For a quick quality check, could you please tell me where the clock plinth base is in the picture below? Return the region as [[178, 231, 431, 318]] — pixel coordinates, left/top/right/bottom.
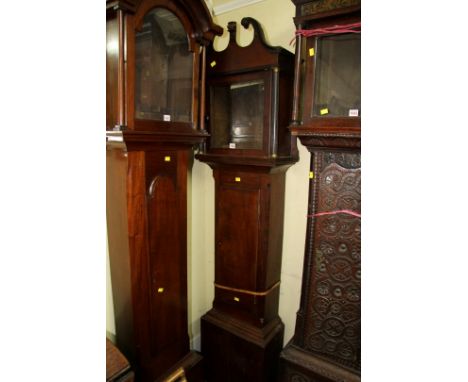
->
[[201, 309, 284, 382], [279, 341, 360, 382], [154, 351, 204, 382]]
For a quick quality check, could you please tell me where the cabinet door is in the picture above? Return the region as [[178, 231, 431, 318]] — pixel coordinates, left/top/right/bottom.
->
[[146, 150, 186, 356], [215, 172, 262, 291]]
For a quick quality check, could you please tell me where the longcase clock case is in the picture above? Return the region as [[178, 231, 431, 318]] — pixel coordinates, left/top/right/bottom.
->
[[279, 1, 361, 382], [106, 1, 222, 381], [196, 18, 296, 382]]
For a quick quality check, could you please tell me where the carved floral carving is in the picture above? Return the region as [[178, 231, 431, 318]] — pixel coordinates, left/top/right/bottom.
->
[[322, 152, 361, 170], [301, 0, 360, 16], [304, 153, 361, 372]]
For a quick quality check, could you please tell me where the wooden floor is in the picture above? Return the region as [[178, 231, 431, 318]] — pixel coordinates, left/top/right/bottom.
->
[[106, 338, 134, 382]]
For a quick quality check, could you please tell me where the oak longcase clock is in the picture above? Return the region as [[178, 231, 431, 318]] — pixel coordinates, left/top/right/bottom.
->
[[196, 18, 297, 382], [279, 1, 361, 382]]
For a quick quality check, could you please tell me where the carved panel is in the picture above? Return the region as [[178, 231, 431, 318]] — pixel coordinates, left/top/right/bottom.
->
[[301, 0, 360, 16], [281, 343, 361, 382], [287, 370, 309, 382], [304, 152, 361, 372], [322, 152, 360, 170]]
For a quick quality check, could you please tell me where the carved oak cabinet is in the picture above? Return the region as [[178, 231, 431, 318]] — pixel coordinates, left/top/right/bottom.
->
[[106, 1, 221, 381], [279, 1, 361, 382], [196, 19, 296, 382]]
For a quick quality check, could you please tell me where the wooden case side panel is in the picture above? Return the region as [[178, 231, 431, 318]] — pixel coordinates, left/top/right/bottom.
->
[[264, 171, 286, 289], [125, 150, 151, 370], [277, 62, 296, 158], [106, 145, 135, 361]]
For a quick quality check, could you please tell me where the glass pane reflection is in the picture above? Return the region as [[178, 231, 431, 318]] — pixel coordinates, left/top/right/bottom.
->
[[135, 8, 193, 122], [210, 80, 264, 150], [313, 34, 361, 117]]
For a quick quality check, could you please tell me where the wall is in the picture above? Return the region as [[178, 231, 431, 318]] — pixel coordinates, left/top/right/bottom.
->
[[106, 238, 116, 342], [107, 0, 310, 350]]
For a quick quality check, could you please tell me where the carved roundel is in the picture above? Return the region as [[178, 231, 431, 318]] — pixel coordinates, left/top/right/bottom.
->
[[328, 257, 353, 282], [336, 341, 354, 360], [289, 371, 309, 382], [307, 334, 324, 351], [313, 297, 329, 315], [323, 317, 346, 337]]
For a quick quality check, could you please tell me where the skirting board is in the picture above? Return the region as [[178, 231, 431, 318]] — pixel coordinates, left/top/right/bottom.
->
[[106, 330, 116, 344], [191, 334, 201, 352]]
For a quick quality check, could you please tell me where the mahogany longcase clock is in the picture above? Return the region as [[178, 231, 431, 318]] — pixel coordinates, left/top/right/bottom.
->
[[106, 1, 221, 381], [279, 1, 361, 382], [196, 18, 296, 382]]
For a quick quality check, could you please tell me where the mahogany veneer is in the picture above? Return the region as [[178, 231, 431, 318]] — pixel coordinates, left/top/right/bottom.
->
[[106, 1, 221, 381], [196, 19, 296, 381]]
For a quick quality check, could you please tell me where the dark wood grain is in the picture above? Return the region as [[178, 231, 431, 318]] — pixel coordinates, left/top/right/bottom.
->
[[201, 310, 284, 382], [280, 142, 361, 382], [125, 0, 222, 133], [145, 150, 190, 360], [290, 22, 303, 127], [280, 2, 360, 381], [106, 0, 222, 43], [297, 14, 360, 135], [196, 18, 295, 381], [280, 341, 360, 382], [106, 144, 135, 360], [106, 1, 221, 381], [107, 137, 201, 382], [290, 129, 360, 150], [198, 17, 296, 165], [209, 167, 288, 329], [216, 184, 260, 290]]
